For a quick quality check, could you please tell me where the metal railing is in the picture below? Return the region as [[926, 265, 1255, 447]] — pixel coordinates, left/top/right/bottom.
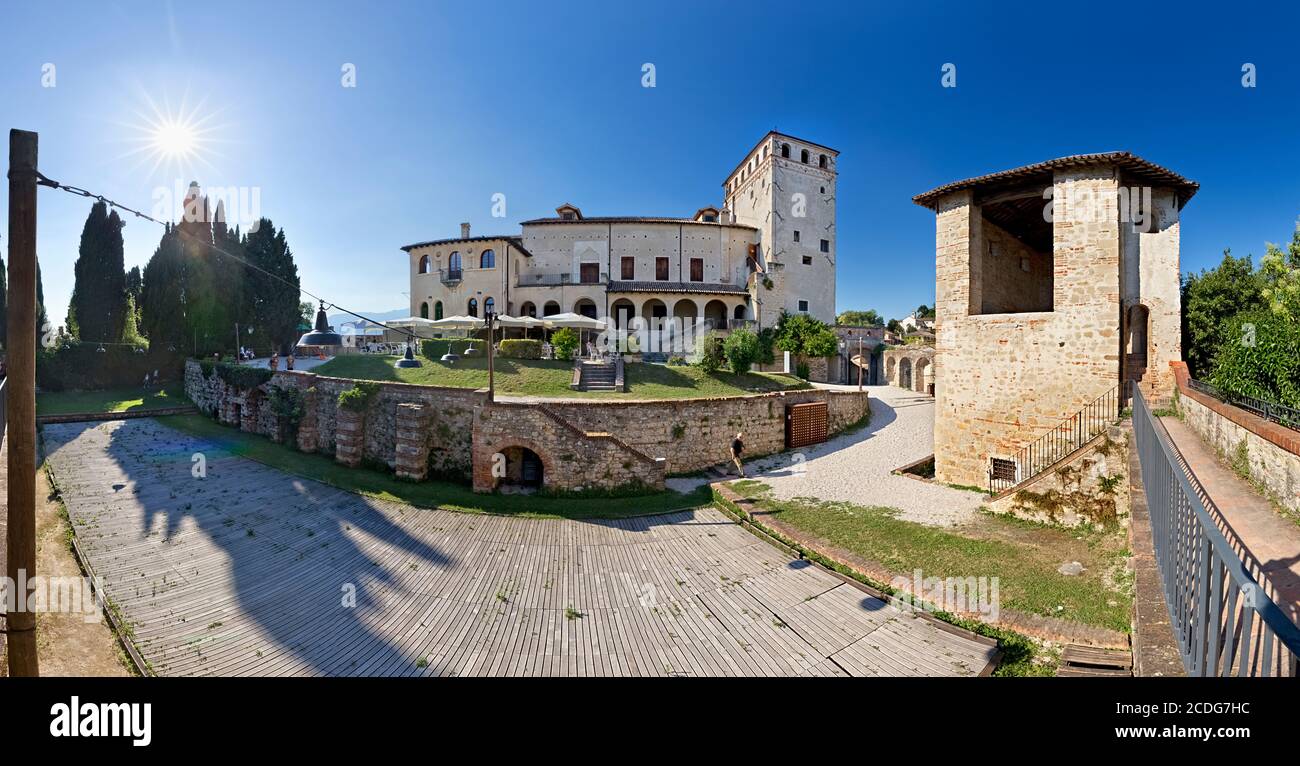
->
[[988, 384, 1123, 493], [517, 271, 606, 287], [1188, 377, 1300, 432], [1133, 387, 1300, 676], [440, 268, 463, 285]]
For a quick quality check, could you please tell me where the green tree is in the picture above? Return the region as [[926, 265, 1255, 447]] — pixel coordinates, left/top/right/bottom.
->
[[243, 218, 301, 355], [141, 226, 190, 354], [551, 327, 579, 360], [1258, 221, 1300, 320], [722, 329, 760, 374], [69, 201, 128, 342], [837, 309, 883, 326], [1208, 310, 1300, 408], [1180, 250, 1262, 377], [886, 318, 903, 335], [694, 330, 726, 373]]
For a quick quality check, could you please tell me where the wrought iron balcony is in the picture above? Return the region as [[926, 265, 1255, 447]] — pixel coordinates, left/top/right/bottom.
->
[[440, 268, 463, 285]]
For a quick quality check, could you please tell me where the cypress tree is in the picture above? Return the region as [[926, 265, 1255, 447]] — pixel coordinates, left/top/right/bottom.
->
[[69, 201, 128, 343], [244, 218, 301, 355]]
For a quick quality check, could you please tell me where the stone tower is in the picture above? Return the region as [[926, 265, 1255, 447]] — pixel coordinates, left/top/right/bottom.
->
[[723, 132, 838, 328]]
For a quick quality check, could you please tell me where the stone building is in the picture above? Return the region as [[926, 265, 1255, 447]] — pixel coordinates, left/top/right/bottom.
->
[[913, 152, 1196, 489], [402, 132, 838, 342]]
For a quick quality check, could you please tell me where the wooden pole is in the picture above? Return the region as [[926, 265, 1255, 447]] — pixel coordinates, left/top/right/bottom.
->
[[6, 129, 40, 676]]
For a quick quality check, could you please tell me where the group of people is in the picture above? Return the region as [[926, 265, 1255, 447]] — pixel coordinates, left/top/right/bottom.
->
[[268, 353, 296, 371]]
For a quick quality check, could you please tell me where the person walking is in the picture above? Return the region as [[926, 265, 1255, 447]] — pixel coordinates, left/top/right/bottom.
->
[[269, 353, 279, 371], [730, 431, 745, 478]]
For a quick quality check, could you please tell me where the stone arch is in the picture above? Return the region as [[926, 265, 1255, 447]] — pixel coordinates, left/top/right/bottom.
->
[[885, 356, 896, 384], [898, 357, 912, 390], [434, 301, 443, 320], [733, 304, 747, 320], [519, 301, 537, 318], [610, 298, 636, 329], [913, 356, 931, 394], [703, 299, 728, 329], [672, 298, 698, 323], [419, 302, 429, 319], [484, 439, 555, 492], [574, 297, 598, 319], [542, 301, 561, 317]]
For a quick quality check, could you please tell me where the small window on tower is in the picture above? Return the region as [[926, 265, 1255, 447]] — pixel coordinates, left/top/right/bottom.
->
[[800, 149, 809, 163], [820, 239, 829, 253], [798, 300, 809, 312], [793, 230, 801, 243], [802, 255, 813, 266]]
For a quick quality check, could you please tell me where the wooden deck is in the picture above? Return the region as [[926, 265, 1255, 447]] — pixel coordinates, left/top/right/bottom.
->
[[42, 419, 998, 677]]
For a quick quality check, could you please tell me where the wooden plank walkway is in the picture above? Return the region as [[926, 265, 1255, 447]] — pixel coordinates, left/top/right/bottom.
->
[[42, 418, 998, 677]]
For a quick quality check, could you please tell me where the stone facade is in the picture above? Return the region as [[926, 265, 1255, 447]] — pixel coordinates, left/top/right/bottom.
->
[[915, 154, 1197, 489], [184, 360, 870, 492], [403, 131, 836, 335]]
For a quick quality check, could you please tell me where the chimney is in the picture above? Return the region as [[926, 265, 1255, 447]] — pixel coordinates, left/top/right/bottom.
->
[[460, 222, 471, 239]]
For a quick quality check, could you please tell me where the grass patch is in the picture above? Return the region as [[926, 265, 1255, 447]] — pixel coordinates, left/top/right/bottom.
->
[[37, 384, 188, 416], [156, 413, 711, 520], [726, 482, 1132, 633], [312, 355, 808, 399]]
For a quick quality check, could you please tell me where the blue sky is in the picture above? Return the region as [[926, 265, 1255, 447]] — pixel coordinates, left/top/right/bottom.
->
[[3, 1, 1299, 329]]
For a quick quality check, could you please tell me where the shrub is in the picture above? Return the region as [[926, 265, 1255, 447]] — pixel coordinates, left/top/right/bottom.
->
[[215, 363, 273, 390], [551, 328, 579, 361], [666, 354, 688, 366], [694, 331, 726, 374], [1208, 309, 1300, 408], [796, 361, 811, 380], [35, 342, 182, 392], [498, 339, 542, 359], [723, 329, 761, 374], [757, 327, 777, 366], [419, 338, 482, 359], [774, 311, 838, 358], [337, 381, 380, 413]]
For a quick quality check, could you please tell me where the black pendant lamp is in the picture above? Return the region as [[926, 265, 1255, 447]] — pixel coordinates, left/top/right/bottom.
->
[[297, 304, 343, 347], [395, 335, 422, 368]]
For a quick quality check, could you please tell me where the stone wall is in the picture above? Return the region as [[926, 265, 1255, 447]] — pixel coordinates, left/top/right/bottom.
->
[[184, 360, 870, 490], [546, 388, 869, 474], [1171, 363, 1300, 514], [987, 424, 1132, 528], [472, 403, 666, 493]]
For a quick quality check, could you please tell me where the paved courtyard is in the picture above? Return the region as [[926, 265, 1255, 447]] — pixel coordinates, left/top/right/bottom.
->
[[42, 418, 997, 677], [670, 384, 987, 527]]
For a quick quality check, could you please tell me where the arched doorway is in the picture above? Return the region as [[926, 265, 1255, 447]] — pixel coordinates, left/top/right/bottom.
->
[[703, 299, 728, 329], [885, 356, 896, 384], [610, 299, 636, 329], [914, 357, 930, 394], [543, 301, 561, 317], [520, 301, 537, 318], [574, 298, 598, 319], [1125, 303, 1150, 386], [899, 357, 912, 390], [498, 446, 544, 491], [419, 302, 429, 319]]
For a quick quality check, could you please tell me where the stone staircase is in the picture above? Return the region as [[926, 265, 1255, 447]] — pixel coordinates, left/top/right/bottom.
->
[[576, 360, 619, 392]]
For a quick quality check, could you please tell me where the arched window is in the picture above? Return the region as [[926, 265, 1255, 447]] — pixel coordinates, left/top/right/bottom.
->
[[480, 249, 495, 268], [419, 302, 429, 319], [819, 154, 828, 168], [543, 301, 560, 317], [484, 297, 495, 316], [448, 251, 462, 274], [780, 143, 790, 158], [467, 298, 478, 317], [800, 149, 809, 163], [434, 301, 443, 320], [418, 255, 430, 274]]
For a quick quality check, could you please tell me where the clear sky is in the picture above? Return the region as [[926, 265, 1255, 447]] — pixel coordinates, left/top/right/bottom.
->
[[3, 1, 1299, 329]]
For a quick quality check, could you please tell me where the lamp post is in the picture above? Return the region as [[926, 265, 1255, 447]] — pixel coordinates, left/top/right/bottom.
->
[[857, 335, 863, 391], [484, 306, 497, 402]]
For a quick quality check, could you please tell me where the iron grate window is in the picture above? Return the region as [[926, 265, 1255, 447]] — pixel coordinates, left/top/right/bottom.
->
[[990, 457, 1018, 485]]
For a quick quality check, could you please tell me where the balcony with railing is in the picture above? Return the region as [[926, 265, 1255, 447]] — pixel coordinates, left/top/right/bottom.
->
[[516, 271, 607, 287], [439, 268, 463, 285]]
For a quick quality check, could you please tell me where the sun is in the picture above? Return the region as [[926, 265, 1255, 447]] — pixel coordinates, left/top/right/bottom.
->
[[116, 89, 228, 178], [151, 119, 199, 160]]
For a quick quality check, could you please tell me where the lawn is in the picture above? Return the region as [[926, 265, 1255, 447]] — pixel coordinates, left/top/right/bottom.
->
[[725, 481, 1133, 634], [157, 413, 713, 520], [311, 355, 809, 399], [37, 383, 189, 416]]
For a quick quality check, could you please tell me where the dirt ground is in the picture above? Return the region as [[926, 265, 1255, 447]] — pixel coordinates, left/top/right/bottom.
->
[[0, 453, 132, 677]]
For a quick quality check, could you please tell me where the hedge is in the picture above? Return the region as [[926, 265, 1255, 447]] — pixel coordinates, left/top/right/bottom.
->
[[498, 339, 542, 359], [419, 338, 483, 359], [36, 344, 184, 392]]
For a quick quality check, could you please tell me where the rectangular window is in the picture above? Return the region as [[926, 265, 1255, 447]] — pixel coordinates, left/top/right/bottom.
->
[[580, 262, 600, 284], [798, 300, 809, 312], [655, 257, 669, 281], [820, 239, 829, 253], [793, 230, 801, 243], [621, 257, 635, 280], [690, 258, 703, 282], [802, 255, 813, 265]]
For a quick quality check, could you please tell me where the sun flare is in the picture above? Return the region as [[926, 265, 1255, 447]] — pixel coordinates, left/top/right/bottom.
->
[[117, 90, 227, 178]]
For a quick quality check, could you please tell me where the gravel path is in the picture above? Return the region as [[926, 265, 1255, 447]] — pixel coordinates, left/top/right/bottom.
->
[[667, 384, 986, 527]]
